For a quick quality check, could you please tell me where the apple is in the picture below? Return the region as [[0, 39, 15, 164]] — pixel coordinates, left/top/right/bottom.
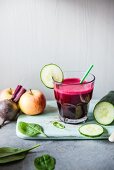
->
[[19, 90, 46, 115], [0, 88, 14, 101]]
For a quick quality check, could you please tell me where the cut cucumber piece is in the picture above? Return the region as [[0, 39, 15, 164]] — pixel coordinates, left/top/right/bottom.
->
[[79, 124, 103, 137], [94, 91, 114, 125], [94, 102, 114, 125], [99, 91, 114, 105], [40, 64, 64, 89]]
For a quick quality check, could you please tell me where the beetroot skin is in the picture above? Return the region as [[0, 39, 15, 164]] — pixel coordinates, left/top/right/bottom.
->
[[0, 99, 19, 127], [0, 85, 26, 127]]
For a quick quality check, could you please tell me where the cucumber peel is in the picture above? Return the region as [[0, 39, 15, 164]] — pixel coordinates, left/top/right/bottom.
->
[[40, 64, 64, 89], [79, 124, 104, 137]]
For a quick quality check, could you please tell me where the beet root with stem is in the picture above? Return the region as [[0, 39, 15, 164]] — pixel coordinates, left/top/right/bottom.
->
[[0, 99, 19, 128]]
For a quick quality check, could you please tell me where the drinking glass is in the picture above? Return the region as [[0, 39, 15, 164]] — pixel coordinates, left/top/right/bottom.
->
[[54, 71, 95, 124]]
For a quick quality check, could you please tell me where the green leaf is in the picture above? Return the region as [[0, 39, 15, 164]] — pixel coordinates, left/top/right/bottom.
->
[[0, 147, 23, 158], [18, 122, 47, 137], [52, 121, 65, 129], [34, 154, 56, 170], [0, 144, 40, 158], [0, 152, 26, 164]]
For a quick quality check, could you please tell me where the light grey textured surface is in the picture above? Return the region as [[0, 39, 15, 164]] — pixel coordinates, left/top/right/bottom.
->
[[0, 122, 114, 170]]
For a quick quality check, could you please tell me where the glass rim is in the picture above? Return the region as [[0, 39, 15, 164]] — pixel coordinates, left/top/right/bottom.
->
[[54, 71, 95, 85]]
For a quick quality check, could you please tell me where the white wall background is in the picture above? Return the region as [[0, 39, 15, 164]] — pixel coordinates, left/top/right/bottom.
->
[[0, 0, 114, 99]]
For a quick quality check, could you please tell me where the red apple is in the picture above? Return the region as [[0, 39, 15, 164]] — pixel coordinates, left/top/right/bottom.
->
[[19, 90, 46, 115], [0, 88, 14, 101]]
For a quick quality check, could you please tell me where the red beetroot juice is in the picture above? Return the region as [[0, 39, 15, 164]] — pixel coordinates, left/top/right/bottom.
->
[[54, 78, 94, 124]]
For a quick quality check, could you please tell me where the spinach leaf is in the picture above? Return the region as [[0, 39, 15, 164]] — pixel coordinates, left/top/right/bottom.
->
[[0, 152, 26, 164], [52, 121, 65, 129], [0, 144, 40, 158], [34, 154, 56, 170], [0, 147, 23, 158], [18, 122, 47, 137]]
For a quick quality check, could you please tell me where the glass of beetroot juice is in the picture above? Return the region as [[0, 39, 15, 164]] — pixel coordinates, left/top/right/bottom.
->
[[54, 71, 95, 124]]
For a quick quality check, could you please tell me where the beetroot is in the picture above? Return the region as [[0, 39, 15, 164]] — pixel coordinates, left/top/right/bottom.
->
[[0, 100, 19, 127], [0, 85, 26, 128]]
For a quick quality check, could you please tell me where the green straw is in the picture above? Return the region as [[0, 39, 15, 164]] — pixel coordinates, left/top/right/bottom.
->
[[80, 64, 94, 84]]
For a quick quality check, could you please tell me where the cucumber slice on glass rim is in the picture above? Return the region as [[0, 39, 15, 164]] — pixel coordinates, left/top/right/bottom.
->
[[79, 124, 104, 137], [94, 102, 114, 125], [40, 64, 64, 89]]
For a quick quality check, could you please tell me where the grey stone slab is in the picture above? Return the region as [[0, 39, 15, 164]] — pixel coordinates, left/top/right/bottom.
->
[[0, 123, 114, 170]]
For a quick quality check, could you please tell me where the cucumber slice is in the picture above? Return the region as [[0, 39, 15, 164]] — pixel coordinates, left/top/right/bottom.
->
[[40, 64, 64, 89], [79, 124, 103, 137], [94, 102, 114, 125]]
